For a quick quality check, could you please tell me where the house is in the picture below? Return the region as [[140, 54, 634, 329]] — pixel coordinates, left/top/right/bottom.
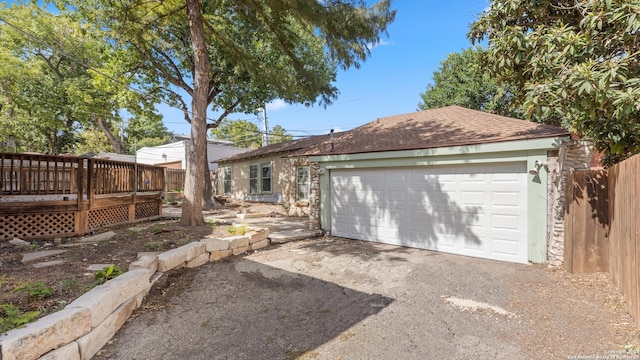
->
[[94, 152, 136, 163], [217, 135, 330, 215], [219, 106, 571, 264], [136, 135, 249, 170]]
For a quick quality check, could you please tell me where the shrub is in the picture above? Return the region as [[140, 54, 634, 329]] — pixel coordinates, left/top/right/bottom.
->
[[227, 225, 247, 236]]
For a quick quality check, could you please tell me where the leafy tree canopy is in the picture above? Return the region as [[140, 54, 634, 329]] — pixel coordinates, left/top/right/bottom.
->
[[418, 47, 518, 117], [469, 0, 640, 165], [211, 119, 292, 148], [270, 125, 293, 144], [54, 0, 395, 224], [0, 2, 165, 154]]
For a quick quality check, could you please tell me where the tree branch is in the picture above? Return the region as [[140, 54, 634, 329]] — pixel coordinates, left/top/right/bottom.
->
[[207, 98, 240, 129], [131, 42, 193, 95], [35, 52, 63, 78], [151, 45, 194, 93], [163, 87, 192, 124]]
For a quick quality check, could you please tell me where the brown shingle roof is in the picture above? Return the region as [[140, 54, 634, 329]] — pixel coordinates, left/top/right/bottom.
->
[[295, 106, 569, 156], [218, 106, 570, 162], [217, 134, 330, 163]]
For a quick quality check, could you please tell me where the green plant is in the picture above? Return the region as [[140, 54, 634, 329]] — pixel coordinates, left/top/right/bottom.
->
[[144, 242, 161, 251], [151, 224, 167, 233], [12, 282, 54, 301], [91, 265, 124, 287], [227, 225, 247, 236], [0, 304, 40, 334], [205, 219, 218, 228], [59, 278, 79, 290]]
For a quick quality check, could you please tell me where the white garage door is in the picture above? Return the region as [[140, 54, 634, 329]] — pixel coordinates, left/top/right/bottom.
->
[[330, 163, 528, 263]]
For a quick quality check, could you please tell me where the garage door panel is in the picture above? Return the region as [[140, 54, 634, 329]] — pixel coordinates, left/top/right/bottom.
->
[[493, 172, 522, 183], [331, 163, 528, 264], [492, 214, 521, 231], [460, 174, 486, 184], [491, 191, 522, 208], [461, 191, 485, 206], [492, 238, 521, 257]]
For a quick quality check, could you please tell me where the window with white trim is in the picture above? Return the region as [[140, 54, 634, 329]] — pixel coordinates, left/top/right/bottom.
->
[[249, 162, 272, 194], [223, 166, 232, 194], [261, 162, 272, 193], [296, 166, 310, 201]]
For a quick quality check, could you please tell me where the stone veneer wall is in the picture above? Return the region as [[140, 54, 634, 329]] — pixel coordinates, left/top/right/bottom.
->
[[547, 139, 595, 266], [281, 157, 321, 227], [308, 162, 321, 230]]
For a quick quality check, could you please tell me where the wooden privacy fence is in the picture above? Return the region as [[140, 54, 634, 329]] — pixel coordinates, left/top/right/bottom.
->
[[164, 168, 217, 193], [0, 153, 165, 241], [564, 153, 640, 326], [564, 170, 609, 273], [165, 168, 185, 192]]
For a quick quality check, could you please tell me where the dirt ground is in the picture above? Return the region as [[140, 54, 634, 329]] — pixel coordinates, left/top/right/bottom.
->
[[0, 201, 286, 332], [95, 238, 640, 360]]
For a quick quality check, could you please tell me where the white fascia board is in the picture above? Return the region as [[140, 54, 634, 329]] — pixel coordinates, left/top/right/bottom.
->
[[308, 137, 569, 164]]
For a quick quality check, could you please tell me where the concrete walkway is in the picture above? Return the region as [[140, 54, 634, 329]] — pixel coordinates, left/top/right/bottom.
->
[[162, 206, 323, 243]]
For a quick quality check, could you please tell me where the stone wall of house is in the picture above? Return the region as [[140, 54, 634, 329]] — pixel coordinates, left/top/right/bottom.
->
[[547, 139, 595, 266], [281, 157, 311, 217], [308, 163, 321, 230]]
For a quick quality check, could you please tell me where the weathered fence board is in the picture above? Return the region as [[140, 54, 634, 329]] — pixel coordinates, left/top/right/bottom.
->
[[565, 153, 640, 326], [165, 169, 185, 192], [608, 154, 640, 325], [0, 153, 165, 241], [164, 169, 217, 193], [564, 170, 609, 273]]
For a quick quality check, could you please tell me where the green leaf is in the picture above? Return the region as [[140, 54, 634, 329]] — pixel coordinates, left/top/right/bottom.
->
[[611, 143, 624, 154]]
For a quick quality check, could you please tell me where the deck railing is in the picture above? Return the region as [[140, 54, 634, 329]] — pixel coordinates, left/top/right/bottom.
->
[[0, 153, 165, 241]]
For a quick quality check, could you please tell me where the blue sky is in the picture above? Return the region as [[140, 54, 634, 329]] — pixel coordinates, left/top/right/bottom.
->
[[155, 1, 489, 138]]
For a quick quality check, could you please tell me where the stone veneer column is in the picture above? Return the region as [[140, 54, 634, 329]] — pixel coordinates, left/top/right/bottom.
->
[[547, 139, 595, 266], [308, 162, 321, 230], [283, 157, 316, 218]]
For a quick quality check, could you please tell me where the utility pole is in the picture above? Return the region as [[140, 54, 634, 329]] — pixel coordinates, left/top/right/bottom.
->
[[261, 106, 269, 147]]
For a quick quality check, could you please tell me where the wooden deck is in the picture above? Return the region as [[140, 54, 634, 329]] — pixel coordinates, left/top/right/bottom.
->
[[0, 153, 165, 241]]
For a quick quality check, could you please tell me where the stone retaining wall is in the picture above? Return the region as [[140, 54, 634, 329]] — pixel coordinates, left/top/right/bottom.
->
[[0, 226, 269, 360]]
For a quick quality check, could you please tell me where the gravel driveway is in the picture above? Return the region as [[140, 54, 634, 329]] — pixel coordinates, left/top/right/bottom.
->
[[96, 237, 639, 360]]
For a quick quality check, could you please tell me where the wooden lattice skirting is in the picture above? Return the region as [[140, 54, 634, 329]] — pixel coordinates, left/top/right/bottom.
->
[[0, 212, 76, 240], [0, 194, 162, 241]]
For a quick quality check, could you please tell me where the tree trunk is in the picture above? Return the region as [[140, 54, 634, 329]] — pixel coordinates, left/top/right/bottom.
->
[[202, 149, 215, 207], [95, 117, 123, 153], [181, 0, 210, 226]]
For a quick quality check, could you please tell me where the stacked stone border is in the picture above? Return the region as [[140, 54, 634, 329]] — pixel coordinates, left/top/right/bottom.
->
[[0, 226, 270, 360]]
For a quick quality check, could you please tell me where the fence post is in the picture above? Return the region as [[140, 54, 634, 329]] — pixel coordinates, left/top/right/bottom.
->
[[75, 159, 88, 235], [129, 163, 137, 223], [564, 170, 575, 273]]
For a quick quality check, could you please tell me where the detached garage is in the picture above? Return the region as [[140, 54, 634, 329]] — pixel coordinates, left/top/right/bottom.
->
[[303, 106, 570, 264]]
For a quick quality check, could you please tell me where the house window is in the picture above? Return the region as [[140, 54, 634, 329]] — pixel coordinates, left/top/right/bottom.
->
[[261, 162, 272, 193], [296, 166, 310, 201], [249, 164, 259, 194], [249, 162, 272, 194], [223, 166, 232, 194]]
